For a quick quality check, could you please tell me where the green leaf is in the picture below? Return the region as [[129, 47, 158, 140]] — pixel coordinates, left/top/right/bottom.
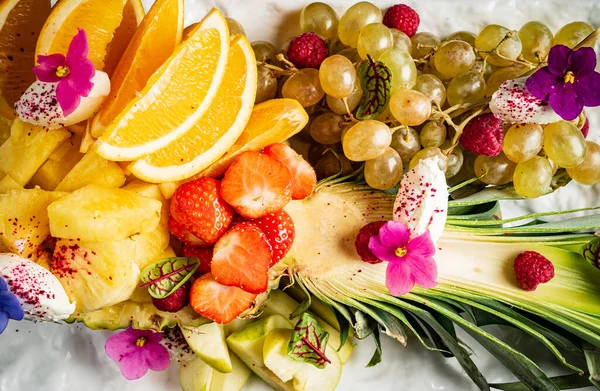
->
[[581, 237, 600, 269], [367, 326, 382, 367], [332, 306, 351, 350], [350, 308, 376, 339], [287, 312, 331, 368], [139, 257, 199, 299], [584, 343, 600, 389], [356, 55, 392, 120], [490, 374, 592, 390]]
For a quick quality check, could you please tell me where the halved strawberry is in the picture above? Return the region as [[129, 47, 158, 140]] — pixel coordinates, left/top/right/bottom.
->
[[168, 217, 209, 247], [211, 222, 271, 293], [220, 151, 292, 219], [190, 273, 257, 324], [263, 143, 316, 200], [170, 177, 235, 244], [252, 210, 295, 266], [181, 245, 213, 276]]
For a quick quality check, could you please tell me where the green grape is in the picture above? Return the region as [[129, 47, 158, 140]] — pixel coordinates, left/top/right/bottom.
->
[[256, 65, 278, 104], [357, 23, 394, 60], [420, 121, 447, 148], [446, 71, 486, 106], [446, 31, 477, 47], [547, 157, 558, 175], [441, 141, 464, 178], [338, 48, 362, 63], [389, 89, 432, 126], [411, 32, 440, 59], [319, 54, 357, 99], [474, 152, 517, 185], [518, 21, 553, 63], [390, 126, 420, 164], [472, 60, 494, 80], [378, 48, 417, 93], [226, 18, 246, 36], [513, 156, 553, 198], [282, 68, 325, 107], [315, 150, 354, 180], [486, 66, 527, 96], [300, 2, 339, 40], [390, 28, 413, 55], [279, 37, 294, 54], [308, 142, 342, 165], [414, 74, 446, 107], [310, 112, 345, 144], [475, 24, 522, 67], [252, 41, 277, 63], [326, 79, 363, 115], [296, 117, 314, 143], [503, 123, 544, 163], [567, 141, 600, 185], [553, 21, 595, 48], [338, 2, 383, 48], [342, 120, 391, 161], [409, 147, 448, 172], [543, 121, 587, 168], [365, 147, 404, 190], [433, 40, 476, 79]]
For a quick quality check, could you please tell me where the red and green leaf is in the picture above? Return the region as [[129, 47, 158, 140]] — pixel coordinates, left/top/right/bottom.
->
[[139, 257, 199, 299], [287, 312, 331, 368], [582, 237, 600, 269], [356, 55, 392, 120]]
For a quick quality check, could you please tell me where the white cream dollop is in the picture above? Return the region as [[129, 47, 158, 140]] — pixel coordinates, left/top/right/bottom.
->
[[15, 70, 110, 129], [0, 253, 75, 322], [393, 157, 448, 244]]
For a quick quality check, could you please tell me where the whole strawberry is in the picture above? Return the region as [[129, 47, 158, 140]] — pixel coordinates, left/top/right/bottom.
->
[[152, 282, 191, 312], [287, 32, 329, 69], [252, 210, 295, 266], [460, 113, 504, 156], [168, 217, 209, 247], [181, 245, 213, 277], [513, 251, 555, 291], [355, 221, 387, 264], [383, 4, 420, 37]]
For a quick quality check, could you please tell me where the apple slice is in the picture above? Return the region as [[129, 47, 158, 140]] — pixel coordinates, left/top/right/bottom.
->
[[181, 322, 232, 373], [210, 353, 251, 391], [180, 356, 213, 391]]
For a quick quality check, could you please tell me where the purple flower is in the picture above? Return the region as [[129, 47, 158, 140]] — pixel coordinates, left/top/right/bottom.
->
[[526, 45, 600, 120], [105, 327, 170, 380], [368, 221, 437, 296], [0, 277, 24, 334], [33, 28, 95, 116]]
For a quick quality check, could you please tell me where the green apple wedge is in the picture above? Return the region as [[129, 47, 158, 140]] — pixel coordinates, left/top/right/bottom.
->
[[180, 353, 251, 391], [181, 322, 232, 373], [210, 353, 251, 391], [263, 328, 342, 391]]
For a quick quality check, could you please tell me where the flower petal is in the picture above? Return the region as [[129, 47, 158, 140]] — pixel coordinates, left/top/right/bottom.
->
[[66, 60, 95, 97], [0, 291, 24, 320], [66, 28, 90, 62], [549, 83, 584, 121], [547, 45, 571, 76], [144, 343, 171, 371], [368, 235, 401, 264], [0, 277, 7, 292], [569, 47, 597, 76], [105, 330, 137, 362], [574, 72, 600, 107], [525, 68, 562, 100], [405, 254, 438, 289], [33, 54, 65, 83], [386, 260, 414, 296], [405, 230, 436, 259], [119, 351, 149, 380], [0, 312, 8, 334], [56, 80, 81, 116], [378, 221, 410, 248]]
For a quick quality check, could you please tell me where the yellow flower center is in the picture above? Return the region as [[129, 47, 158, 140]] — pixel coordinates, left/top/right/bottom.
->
[[395, 247, 407, 257], [135, 336, 147, 347], [55, 65, 70, 78], [564, 71, 575, 84]]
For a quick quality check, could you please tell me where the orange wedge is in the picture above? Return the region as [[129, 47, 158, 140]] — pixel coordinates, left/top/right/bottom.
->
[[129, 35, 257, 183], [103, 0, 145, 77], [91, 0, 183, 138], [35, 0, 130, 70], [94, 9, 230, 161], [0, 0, 51, 119]]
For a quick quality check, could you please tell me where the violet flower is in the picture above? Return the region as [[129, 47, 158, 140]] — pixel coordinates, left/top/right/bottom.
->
[[105, 327, 170, 380], [368, 221, 437, 296], [33, 28, 95, 116], [526, 45, 600, 120], [0, 277, 24, 334]]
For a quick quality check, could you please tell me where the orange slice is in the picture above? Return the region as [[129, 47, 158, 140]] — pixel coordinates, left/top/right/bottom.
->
[[35, 0, 130, 70], [94, 9, 230, 161], [103, 0, 145, 77], [129, 35, 257, 183], [0, 0, 51, 119], [91, 0, 183, 138]]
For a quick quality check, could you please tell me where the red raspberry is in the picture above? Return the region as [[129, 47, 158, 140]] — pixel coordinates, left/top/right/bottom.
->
[[383, 4, 420, 37], [460, 113, 504, 156], [355, 221, 386, 264], [152, 282, 191, 312], [287, 33, 328, 69], [513, 251, 555, 291], [581, 117, 589, 138]]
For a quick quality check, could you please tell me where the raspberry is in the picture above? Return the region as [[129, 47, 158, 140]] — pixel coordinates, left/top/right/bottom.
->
[[152, 282, 191, 312], [581, 117, 589, 138], [355, 221, 386, 264], [513, 251, 555, 291], [287, 33, 328, 69], [383, 4, 420, 37], [460, 113, 504, 156]]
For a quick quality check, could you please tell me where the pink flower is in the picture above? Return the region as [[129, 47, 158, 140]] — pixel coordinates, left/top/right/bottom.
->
[[105, 327, 170, 380], [368, 221, 437, 296], [33, 28, 95, 116]]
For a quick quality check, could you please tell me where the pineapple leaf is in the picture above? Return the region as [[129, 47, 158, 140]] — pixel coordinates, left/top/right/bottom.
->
[[287, 312, 331, 368], [447, 214, 600, 235], [490, 373, 593, 390], [581, 238, 600, 269], [328, 304, 351, 350], [366, 327, 382, 367], [356, 55, 392, 120], [140, 257, 199, 299]]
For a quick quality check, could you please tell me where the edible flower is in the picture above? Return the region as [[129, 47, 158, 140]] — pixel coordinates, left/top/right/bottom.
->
[[0, 276, 24, 334], [368, 221, 437, 296], [33, 28, 95, 116], [526, 45, 600, 120], [105, 326, 170, 380]]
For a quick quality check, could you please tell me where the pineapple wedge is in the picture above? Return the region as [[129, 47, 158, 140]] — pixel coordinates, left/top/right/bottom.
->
[[0, 115, 12, 145], [48, 185, 162, 242], [0, 119, 70, 186], [0, 175, 22, 193], [29, 134, 85, 190], [54, 151, 125, 192]]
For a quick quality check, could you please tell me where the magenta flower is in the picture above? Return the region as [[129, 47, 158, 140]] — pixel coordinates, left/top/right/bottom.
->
[[368, 221, 437, 296], [526, 45, 600, 120], [33, 28, 95, 116], [105, 327, 170, 380]]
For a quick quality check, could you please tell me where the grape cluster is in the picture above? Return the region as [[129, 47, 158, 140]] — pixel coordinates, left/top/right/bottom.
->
[[247, 2, 599, 194]]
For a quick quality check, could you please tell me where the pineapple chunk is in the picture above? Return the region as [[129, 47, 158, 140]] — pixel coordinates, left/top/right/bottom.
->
[[54, 151, 125, 192], [158, 181, 180, 199], [0, 119, 70, 186], [0, 188, 66, 256], [0, 115, 12, 146], [48, 185, 162, 242], [0, 175, 23, 193], [29, 135, 85, 190]]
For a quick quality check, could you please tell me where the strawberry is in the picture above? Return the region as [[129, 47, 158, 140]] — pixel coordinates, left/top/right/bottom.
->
[[170, 177, 235, 244], [190, 273, 257, 324], [263, 143, 316, 200], [220, 151, 292, 219], [252, 210, 295, 266], [211, 222, 271, 293], [181, 245, 213, 276], [168, 217, 209, 247]]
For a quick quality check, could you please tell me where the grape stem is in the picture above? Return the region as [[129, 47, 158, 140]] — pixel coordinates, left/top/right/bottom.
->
[[475, 31, 537, 69], [276, 54, 298, 71], [433, 102, 485, 155], [256, 61, 296, 76], [342, 97, 358, 122], [414, 43, 438, 63], [573, 27, 600, 50]]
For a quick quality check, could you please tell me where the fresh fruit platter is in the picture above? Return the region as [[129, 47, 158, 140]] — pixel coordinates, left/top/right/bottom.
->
[[0, 0, 600, 390]]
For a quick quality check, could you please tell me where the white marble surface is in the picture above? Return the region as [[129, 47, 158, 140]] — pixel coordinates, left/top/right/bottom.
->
[[1, 0, 599, 390]]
